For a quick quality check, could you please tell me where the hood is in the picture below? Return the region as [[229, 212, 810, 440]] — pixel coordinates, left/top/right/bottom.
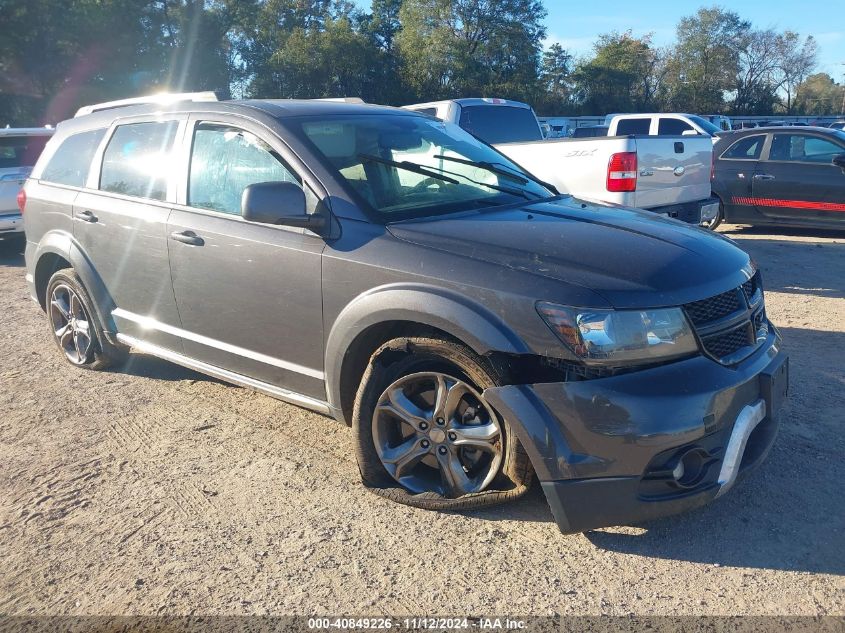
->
[[387, 197, 753, 309]]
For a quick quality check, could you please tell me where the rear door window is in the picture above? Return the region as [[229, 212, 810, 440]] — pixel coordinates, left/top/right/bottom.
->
[[0, 135, 51, 169], [100, 121, 179, 201], [615, 118, 651, 135], [721, 135, 766, 160], [41, 129, 105, 187], [769, 134, 844, 163], [657, 118, 695, 135], [188, 123, 300, 215], [458, 106, 542, 144]]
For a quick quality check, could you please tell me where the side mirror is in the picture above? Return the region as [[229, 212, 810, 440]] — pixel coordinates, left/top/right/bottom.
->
[[833, 154, 845, 173], [682, 129, 699, 137], [241, 181, 327, 233]]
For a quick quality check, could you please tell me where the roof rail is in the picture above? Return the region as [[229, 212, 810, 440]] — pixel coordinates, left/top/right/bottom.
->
[[74, 91, 218, 117]]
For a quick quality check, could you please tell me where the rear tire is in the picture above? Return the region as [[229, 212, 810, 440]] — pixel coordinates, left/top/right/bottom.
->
[[45, 269, 127, 370], [352, 336, 532, 511]]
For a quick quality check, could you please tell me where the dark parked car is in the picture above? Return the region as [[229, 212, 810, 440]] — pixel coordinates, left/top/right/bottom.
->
[[711, 126, 845, 230], [22, 95, 788, 534]]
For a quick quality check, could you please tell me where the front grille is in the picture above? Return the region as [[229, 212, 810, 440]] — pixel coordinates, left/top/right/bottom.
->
[[701, 323, 753, 359], [684, 271, 767, 365], [684, 289, 742, 326], [742, 271, 762, 304]]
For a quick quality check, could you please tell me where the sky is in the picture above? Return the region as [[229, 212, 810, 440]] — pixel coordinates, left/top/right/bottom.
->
[[542, 0, 843, 78]]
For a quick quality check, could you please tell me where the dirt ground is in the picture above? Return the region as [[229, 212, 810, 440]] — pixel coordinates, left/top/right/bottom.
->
[[0, 225, 843, 618]]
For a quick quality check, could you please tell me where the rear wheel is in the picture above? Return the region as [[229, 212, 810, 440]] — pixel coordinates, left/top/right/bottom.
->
[[45, 269, 127, 370], [352, 337, 532, 510]]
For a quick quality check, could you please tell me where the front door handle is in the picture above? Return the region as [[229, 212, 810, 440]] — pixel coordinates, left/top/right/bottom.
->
[[169, 230, 204, 246], [77, 210, 98, 223], [753, 174, 775, 181]]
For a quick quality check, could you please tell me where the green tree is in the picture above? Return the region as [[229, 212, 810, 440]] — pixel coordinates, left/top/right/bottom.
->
[[535, 43, 573, 114], [665, 6, 750, 113], [572, 31, 663, 114], [794, 73, 845, 116], [395, 0, 547, 102]]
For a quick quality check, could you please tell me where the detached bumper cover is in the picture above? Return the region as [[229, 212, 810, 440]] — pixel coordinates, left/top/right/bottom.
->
[[483, 331, 788, 533]]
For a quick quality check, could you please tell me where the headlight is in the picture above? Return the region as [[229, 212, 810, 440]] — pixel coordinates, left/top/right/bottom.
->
[[536, 302, 698, 365]]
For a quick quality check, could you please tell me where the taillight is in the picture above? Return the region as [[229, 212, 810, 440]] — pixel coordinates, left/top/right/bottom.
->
[[711, 152, 715, 181], [16, 188, 26, 213], [607, 152, 637, 192]]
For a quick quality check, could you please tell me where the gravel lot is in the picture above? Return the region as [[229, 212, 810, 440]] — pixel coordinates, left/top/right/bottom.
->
[[0, 225, 843, 617]]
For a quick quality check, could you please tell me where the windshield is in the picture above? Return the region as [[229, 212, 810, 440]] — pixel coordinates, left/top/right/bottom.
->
[[296, 114, 554, 220], [688, 115, 723, 136]]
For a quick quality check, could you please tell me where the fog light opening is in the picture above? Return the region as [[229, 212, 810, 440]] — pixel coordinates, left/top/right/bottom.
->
[[671, 448, 710, 488]]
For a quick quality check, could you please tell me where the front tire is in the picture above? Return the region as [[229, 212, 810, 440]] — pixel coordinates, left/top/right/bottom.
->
[[45, 269, 127, 370], [352, 337, 532, 510]]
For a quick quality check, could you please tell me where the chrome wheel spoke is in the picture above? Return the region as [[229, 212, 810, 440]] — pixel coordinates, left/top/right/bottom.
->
[[69, 292, 83, 319], [59, 325, 74, 348], [50, 298, 70, 320], [75, 318, 90, 336], [73, 330, 84, 361], [377, 387, 431, 430], [433, 375, 470, 422], [382, 437, 429, 479], [436, 450, 473, 497], [54, 323, 71, 340], [450, 421, 500, 453]]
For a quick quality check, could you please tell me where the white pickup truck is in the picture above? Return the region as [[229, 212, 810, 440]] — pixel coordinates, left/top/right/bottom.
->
[[403, 98, 719, 225], [604, 113, 727, 143]]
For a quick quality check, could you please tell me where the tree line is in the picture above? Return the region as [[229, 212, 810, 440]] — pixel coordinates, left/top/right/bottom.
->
[[1, 0, 842, 126]]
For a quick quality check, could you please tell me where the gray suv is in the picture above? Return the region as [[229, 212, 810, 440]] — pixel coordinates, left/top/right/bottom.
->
[[23, 96, 789, 533]]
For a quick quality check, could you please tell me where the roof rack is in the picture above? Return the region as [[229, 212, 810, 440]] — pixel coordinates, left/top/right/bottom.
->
[[74, 91, 218, 117]]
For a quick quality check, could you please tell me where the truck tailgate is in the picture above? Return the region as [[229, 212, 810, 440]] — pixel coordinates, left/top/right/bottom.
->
[[632, 136, 712, 209]]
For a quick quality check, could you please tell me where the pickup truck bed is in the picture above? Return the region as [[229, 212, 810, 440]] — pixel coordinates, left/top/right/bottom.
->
[[495, 134, 715, 223]]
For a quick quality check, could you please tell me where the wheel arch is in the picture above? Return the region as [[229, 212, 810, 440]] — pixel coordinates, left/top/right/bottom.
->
[[325, 284, 531, 425], [32, 231, 117, 340]]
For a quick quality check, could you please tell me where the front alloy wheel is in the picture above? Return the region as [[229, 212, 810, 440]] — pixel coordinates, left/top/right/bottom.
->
[[372, 372, 503, 497], [352, 336, 532, 511]]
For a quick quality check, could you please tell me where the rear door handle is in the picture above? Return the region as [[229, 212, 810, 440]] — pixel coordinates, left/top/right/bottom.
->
[[753, 174, 775, 181], [169, 230, 204, 246], [77, 210, 98, 223]]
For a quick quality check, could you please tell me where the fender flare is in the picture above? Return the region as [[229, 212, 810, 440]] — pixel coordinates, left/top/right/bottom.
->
[[323, 283, 531, 413], [32, 231, 118, 339]]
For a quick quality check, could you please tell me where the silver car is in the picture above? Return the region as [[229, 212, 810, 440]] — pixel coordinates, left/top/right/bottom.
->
[[0, 127, 53, 239]]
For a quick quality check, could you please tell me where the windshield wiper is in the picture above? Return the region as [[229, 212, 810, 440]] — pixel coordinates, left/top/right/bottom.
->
[[358, 153, 459, 185], [359, 152, 541, 201], [433, 155, 559, 193]]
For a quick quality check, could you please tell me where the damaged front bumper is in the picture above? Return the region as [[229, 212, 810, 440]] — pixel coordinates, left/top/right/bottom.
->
[[483, 331, 788, 534]]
